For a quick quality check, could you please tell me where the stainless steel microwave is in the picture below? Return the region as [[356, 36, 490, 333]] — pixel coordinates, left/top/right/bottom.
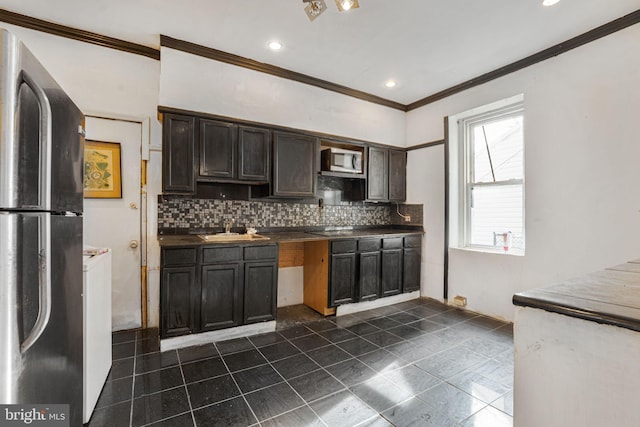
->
[[321, 147, 363, 174]]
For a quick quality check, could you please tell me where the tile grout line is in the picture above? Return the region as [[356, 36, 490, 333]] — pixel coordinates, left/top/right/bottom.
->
[[128, 333, 139, 427], [247, 330, 329, 426], [175, 350, 198, 427], [212, 340, 262, 426]]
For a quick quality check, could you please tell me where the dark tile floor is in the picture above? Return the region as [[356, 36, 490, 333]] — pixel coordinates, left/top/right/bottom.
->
[[87, 299, 514, 427]]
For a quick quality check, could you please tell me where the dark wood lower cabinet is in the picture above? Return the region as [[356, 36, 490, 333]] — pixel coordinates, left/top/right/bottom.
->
[[200, 263, 242, 331], [381, 248, 403, 297], [359, 251, 381, 301], [244, 261, 278, 324], [160, 244, 278, 338], [403, 247, 421, 293], [325, 234, 422, 309], [161, 266, 196, 338], [329, 252, 357, 306]]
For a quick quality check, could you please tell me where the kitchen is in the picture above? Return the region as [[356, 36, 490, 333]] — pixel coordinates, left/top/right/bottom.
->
[[0, 1, 639, 426]]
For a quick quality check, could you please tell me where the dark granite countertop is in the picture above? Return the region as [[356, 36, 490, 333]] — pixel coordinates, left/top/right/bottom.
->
[[513, 259, 640, 332], [157, 227, 423, 247]]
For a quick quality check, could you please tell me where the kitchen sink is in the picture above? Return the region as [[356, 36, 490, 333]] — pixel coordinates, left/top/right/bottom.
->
[[198, 233, 270, 242]]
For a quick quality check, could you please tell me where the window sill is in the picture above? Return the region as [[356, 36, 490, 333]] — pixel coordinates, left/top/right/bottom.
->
[[450, 246, 525, 257]]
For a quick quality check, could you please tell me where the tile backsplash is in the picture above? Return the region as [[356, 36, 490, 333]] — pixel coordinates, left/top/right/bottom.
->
[[158, 198, 423, 231]]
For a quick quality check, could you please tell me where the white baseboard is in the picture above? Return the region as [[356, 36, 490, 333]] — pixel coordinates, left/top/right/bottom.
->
[[336, 291, 420, 316], [160, 321, 276, 352]]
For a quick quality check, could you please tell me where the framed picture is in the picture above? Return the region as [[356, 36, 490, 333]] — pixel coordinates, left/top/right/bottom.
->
[[83, 140, 122, 198]]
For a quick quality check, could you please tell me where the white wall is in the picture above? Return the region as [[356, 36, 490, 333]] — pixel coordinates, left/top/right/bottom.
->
[[406, 25, 640, 321], [406, 145, 446, 301], [159, 47, 406, 146], [514, 307, 640, 426]]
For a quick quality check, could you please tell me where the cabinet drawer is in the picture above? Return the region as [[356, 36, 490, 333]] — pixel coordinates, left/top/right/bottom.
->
[[162, 248, 197, 266], [331, 239, 357, 254], [404, 236, 422, 248], [202, 246, 242, 264], [383, 237, 403, 249], [244, 245, 277, 261], [358, 238, 381, 252]]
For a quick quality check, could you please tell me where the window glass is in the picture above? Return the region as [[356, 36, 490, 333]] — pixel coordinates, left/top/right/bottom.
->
[[471, 115, 523, 183]]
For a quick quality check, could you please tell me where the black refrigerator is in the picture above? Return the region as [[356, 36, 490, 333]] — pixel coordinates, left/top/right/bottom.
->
[[0, 29, 85, 426]]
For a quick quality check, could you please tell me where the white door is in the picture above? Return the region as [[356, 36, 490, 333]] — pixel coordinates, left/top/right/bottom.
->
[[84, 116, 142, 331]]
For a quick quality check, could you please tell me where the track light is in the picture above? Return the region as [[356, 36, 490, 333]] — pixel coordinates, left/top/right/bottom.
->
[[303, 0, 327, 21], [302, 0, 359, 21], [335, 0, 359, 12]]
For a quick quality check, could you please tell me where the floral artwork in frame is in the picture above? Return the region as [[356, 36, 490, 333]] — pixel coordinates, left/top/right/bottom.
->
[[83, 140, 122, 198]]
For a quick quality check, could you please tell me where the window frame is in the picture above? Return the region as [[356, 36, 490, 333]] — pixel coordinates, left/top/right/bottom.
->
[[450, 95, 525, 254]]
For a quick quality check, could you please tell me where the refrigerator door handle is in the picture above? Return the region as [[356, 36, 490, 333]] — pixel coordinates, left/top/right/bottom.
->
[[20, 72, 53, 211], [20, 214, 52, 353]]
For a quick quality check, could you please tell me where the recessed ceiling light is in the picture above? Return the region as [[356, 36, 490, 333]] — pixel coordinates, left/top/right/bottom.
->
[[542, 0, 560, 6], [385, 80, 397, 88], [268, 41, 283, 51]]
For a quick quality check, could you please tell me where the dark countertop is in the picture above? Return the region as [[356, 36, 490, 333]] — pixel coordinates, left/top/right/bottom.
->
[[513, 259, 640, 332], [157, 228, 423, 247]]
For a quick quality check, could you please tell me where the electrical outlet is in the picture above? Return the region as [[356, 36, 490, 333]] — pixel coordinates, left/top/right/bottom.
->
[[453, 295, 467, 307], [404, 215, 411, 222]]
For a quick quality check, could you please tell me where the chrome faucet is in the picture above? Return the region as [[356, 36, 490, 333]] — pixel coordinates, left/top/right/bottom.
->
[[224, 218, 234, 234]]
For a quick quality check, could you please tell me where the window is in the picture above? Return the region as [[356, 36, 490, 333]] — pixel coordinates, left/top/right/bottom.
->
[[449, 95, 525, 253]]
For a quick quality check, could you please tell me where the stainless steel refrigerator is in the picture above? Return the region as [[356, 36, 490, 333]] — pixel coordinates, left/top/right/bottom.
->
[[0, 29, 85, 426]]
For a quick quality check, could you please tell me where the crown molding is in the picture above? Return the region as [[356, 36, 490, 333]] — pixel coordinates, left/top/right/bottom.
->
[[406, 8, 640, 111], [2, 7, 638, 111], [160, 35, 407, 111], [0, 8, 160, 60]]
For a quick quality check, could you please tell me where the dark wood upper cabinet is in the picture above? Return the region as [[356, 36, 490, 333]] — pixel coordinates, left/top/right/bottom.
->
[[367, 147, 406, 202], [273, 132, 318, 197], [238, 126, 270, 182], [199, 119, 237, 179], [162, 113, 196, 194], [160, 109, 406, 199], [388, 149, 407, 202], [367, 147, 388, 201], [199, 121, 270, 184]]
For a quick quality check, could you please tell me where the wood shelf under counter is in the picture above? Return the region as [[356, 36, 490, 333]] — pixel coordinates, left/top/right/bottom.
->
[[303, 240, 336, 316]]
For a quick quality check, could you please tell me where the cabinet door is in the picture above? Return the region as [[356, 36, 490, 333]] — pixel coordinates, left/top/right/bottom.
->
[[359, 251, 381, 302], [329, 252, 357, 306], [388, 149, 407, 202], [244, 261, 278, 324], [200, 263, 242, 331], [199, 119, 237, 179], [403, 247, 421, 293], [367, 147, 388, 201], [273, 132, 317, 197], [162, 114, 196, 193], [381, 249, 403, 297], [238, 126, 270, 182], [161, 266, 195, 337]]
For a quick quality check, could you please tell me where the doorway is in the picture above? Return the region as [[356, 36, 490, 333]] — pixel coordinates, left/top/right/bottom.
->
[[84, 116, 143, 331]]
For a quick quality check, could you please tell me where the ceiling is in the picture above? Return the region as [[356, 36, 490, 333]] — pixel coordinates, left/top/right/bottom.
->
[[1, 0, 639, 106]]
